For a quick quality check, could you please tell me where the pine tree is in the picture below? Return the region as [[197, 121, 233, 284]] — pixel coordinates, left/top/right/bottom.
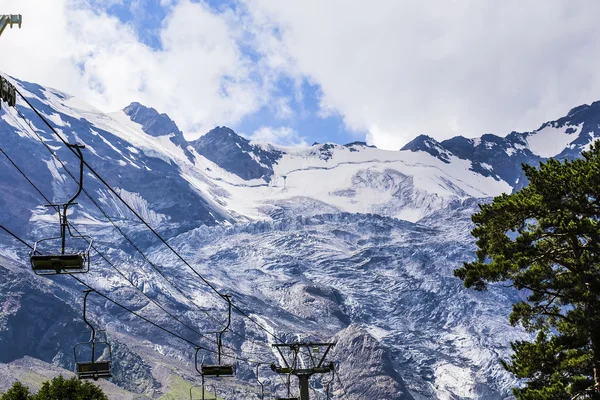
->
[[1, 377, 107, 400], [33, 376, 107, 400], [455, 142, 600, 399], [0, 382, 32, 400]]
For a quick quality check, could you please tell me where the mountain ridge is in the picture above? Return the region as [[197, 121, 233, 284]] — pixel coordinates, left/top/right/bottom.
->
[[1, 74, 598, 399], [121, 95, 600, 195]]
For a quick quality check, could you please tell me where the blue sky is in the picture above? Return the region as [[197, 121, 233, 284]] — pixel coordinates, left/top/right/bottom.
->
[[99, 0, 358, 147]]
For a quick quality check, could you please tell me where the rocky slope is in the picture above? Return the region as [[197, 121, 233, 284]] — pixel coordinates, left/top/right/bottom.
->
[[1, 74, 599, 399]]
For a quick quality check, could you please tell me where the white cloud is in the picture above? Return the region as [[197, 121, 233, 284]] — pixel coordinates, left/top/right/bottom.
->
[[249, 126, 307, 147], [273, 97, 292, 119], [240, 0, 600, 149], [3, 1, 600, 150], [0, 0, 267, 139]]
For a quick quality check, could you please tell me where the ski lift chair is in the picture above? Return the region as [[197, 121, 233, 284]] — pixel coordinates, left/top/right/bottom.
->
[[73, 290, 113, 380], [30, 231, 92, 274], [29, 143, 93, 275], [195, 295, 236, 377], [200, 363, 235, 377]]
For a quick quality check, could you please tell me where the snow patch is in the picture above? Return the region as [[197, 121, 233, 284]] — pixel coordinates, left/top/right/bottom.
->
[[1, 110, 29, 139], [44, 159, 65, 183], [97, 188, 168, 227], [42, 112, 69, 128], [434, 362, 477, 399], [527, 123, 583, 158]]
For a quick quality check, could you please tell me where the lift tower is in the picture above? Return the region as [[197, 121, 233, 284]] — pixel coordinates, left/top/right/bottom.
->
[[271, 342, 336, 400], [0, 15, 22, 36]]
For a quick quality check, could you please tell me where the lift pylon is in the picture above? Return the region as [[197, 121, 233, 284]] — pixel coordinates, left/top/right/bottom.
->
[[271, 342, 336, 400], [0, 15, 21, 37]]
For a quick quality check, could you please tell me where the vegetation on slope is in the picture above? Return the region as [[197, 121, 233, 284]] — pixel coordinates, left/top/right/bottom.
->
[[456, 142, 600, 398]]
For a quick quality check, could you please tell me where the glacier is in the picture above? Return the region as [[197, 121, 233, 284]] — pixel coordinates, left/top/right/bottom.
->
[[2, 74, 600, 399]]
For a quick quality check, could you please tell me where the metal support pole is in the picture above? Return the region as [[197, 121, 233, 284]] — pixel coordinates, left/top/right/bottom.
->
[[298, 375, 310, 400], [256, 364, 265, 400], [271, 342, 337, 400], [0, 15, 22, 36], [217, 294, 232, 365], [82, 290, 96, 361], [61, 204, 68, 254]]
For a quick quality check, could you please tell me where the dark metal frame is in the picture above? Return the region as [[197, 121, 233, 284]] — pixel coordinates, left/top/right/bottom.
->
[[0, 15, 22, 37], [256, 363, 265, 400], [0, 76, 17, 108], [270, 343, 336, 400], [195, 295, 236, 378], [73, 290, 112, 380], [30, 144, 93, 275]]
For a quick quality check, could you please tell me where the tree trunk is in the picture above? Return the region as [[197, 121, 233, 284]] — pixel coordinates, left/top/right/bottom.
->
[[590, 306, 600, 398]]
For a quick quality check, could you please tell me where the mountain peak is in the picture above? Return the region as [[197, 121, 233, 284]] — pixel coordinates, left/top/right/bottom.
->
[[344, 141, 377, 149], [205, 125, 237, 136], [400, 134, 439, 149], [123, 102, 194, 161], [190, 126, 283, 181], [123, 102, 183, 138], [202, 126, 244, 143], [400, 134, 452, 163]]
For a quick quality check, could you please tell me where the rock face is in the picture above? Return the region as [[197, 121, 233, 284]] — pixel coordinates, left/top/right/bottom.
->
[[190, 126, 282, 181], [123, 101, 194, 162], [1, 75, 600, 399], [332, 325, 414, 400], [123, 102, 182, 138]]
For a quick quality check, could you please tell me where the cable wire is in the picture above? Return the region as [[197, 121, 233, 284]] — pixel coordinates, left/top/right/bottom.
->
[[0, 139, 206, 338], [10, 85, 338, 372], [4, 84, 347, 396], [6, 104, 273, 358], [13, 88, 288, 347], [0, 223, 270, 365], [0, 139, 270, 363]]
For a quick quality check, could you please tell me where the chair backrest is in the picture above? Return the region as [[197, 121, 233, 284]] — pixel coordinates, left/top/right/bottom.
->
[[201, 364, 235, 377], [76, 361, 112, 379], [31, 253, 85, 272]]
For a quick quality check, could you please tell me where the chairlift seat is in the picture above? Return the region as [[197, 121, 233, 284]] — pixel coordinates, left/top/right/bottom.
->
[[76, 361, 112, 380], [272, 366, 293, 374], [201, 364, 235, 377], [30, 253, 85, 273]]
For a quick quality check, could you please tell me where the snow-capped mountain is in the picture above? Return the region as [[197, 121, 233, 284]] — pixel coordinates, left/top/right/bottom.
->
[[1, 74, 599, 399], [401, 101, 600, 190]]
